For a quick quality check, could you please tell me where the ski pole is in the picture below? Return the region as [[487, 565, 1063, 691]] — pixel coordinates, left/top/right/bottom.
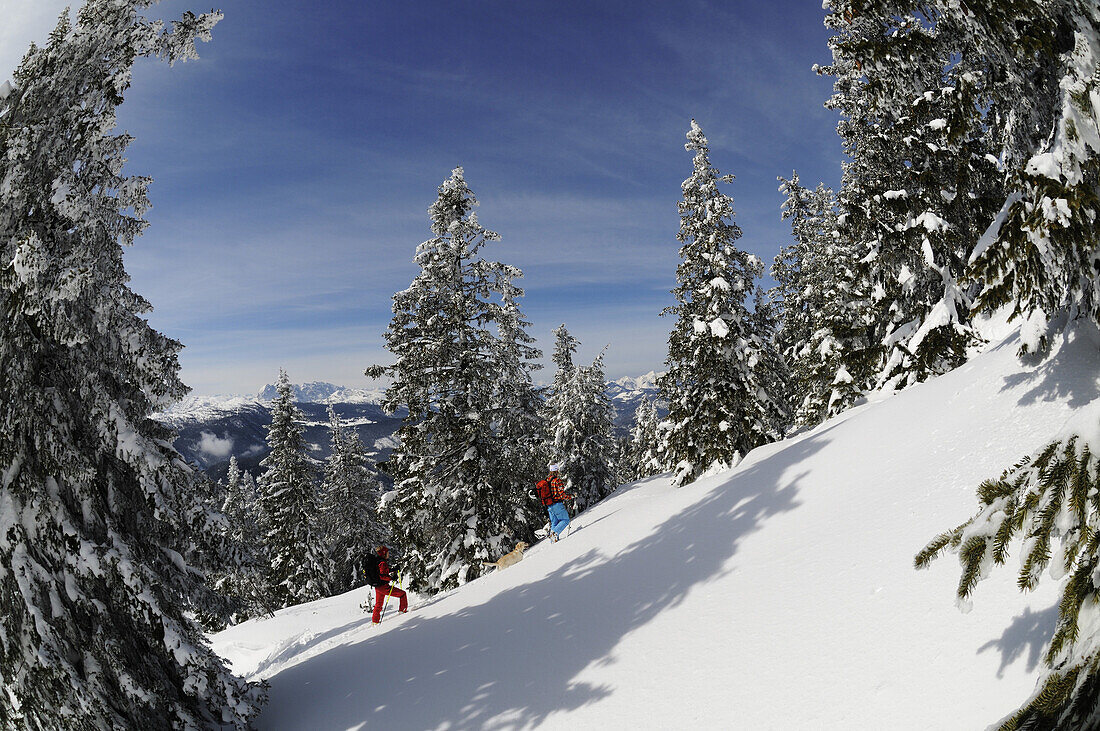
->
[[379, 570, 400, 623], [378, 583, 393, 623]]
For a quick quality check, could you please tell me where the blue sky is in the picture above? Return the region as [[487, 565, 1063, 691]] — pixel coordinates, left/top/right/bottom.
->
[[3, 0, 843, 395]]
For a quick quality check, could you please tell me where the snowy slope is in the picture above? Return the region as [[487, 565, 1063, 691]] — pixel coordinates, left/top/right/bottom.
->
[[211, 325, 1100, 730]]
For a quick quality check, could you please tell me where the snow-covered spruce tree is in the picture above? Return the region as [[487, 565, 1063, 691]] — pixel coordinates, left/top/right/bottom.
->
[[540, 323, 578, 464], [771, 173, 867, 425], [0, 3, 262, 728], [820, 1, 1003, 393], [367, 168, 542, 594], [960, 2, 1100, 354], [746, 288, 792, 445], [627, 396, 663, 480], [544, 340, 618, 511], [770, 171, 836, 367], [184, 471, 255, 631], [815, 14, 897, 402], [241, 468, 260, 521], [257, 370, 327, 608], [222, 456, 262, 550], [658, 120, 772, 486], [215, 456, 269, 623], [319, 406, 387, 594], [491, 271, 548, 528], [771, 171, 824, 367], [548, 323, 580, 392], [226, 454, 242, 498], [915, 3, 1100, 729], [612, 434, 635, 484]]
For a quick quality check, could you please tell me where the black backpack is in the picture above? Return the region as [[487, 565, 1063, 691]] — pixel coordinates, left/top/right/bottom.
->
[[364, 554, 384, 587]]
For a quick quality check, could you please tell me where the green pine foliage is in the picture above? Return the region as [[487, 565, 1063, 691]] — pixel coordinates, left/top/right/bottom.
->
[[917, 433, 1100, 730], [368, 168, 543, 594], [258, 370, 327, 608], [0, 2, 262, 727]]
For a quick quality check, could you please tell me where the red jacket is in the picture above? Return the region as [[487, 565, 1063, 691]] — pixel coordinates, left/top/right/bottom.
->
[[379, 558, 394, 585], [536, 475, 571, 506]]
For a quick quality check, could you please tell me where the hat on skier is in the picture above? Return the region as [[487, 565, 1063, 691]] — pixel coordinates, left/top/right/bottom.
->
[[376, 545, 389, 557], [548, 462, 561, 472]]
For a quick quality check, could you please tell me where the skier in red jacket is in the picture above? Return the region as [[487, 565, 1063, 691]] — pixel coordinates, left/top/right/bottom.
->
[[372, 545, 408, 624], [536, 463, 574, 541]]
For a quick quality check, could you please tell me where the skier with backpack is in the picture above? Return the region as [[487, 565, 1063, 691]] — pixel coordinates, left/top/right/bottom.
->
[[535, 463, 574, 541], [364, 545, 408, 624]]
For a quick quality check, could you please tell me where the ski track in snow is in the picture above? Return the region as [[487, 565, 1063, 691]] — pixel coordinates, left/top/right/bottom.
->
[[211, 325, 1100, 730]]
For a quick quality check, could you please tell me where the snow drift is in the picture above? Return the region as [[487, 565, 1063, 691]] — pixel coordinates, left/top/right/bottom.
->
[[212, 324, 1100, 729]]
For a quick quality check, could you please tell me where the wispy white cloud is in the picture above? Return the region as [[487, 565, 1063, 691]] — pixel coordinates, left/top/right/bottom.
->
[[49, 0, 843, 398], [196, 431, 234, 458]]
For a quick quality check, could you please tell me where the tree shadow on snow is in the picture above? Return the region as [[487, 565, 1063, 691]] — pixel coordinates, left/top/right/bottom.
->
[[977, 604, 1058, 678], [255, 434, 825, 730], [995, 329, 1100, 409]]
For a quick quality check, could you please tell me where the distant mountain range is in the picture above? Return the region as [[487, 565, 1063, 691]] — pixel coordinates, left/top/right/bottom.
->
[[155, 389, 404, 485], [155, 375, 662, 483], [604, 371, 661, 422]]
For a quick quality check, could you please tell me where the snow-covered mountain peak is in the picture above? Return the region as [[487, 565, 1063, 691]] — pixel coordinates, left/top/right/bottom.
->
[[317, 386, 389, 405], [157, 393, 264, 420], [611, 370, 662, 391], [254, 381, 388, 405], [257, 381, 339, 403]]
